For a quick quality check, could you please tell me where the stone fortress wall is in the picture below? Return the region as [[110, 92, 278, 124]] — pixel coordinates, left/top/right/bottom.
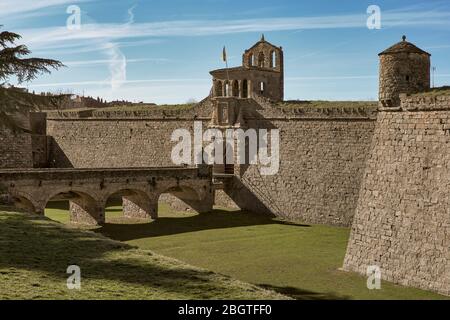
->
[[343, 94, 450, 296], [0, 126, 34, 169], [220, 98, 378, 226], [0, 112, 47, 169]]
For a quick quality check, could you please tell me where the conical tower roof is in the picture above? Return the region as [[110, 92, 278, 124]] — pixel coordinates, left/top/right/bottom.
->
[[379, 36, 430, 56]]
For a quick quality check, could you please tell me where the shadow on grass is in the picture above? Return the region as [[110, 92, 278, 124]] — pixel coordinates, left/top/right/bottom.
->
[[258, 284, 349, 300], [96, 209, 310, 242], [0, 210, 277, 299], [105, 208, 124, 213]]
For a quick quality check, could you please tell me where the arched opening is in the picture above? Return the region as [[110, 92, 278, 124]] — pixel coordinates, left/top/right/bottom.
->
[[158, 185, 211, 215], [215, 80, 223, 97], [258, 52, 265, 68], [104, 189, 155, 222], [271, 51, 276, 68], [44, 190, 103, 226], [224, 141, 235, 174], [242, 80, 248, 98], [260, 81, 265, 95], [224, 81, 230, 97], [248, 53, 254, 66], [11, 195, 37, 214], [232, 80, 239, 97]]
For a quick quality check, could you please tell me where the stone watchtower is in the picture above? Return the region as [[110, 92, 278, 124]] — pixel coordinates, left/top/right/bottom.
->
[[379, 36, 431, 107]]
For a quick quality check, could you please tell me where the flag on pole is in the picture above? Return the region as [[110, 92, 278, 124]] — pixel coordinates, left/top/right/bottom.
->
[[222, 46, 230, 85], [222, 46, 227, 62]]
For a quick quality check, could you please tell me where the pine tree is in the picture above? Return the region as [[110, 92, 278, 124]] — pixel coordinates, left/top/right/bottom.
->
[[0, 26, 64, 84]]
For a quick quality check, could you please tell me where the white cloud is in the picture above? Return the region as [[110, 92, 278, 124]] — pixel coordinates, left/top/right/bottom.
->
[[0, 0, 91, 17], [15, 9, 450, 49], [127, 4, 137, 25], [63, 58, 168, 66], [103, 42, 126, 90], [29, 78, 210, 88], [8, 3, 450, 102]]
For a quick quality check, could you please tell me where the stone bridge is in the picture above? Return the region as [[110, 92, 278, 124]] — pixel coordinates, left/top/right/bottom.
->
[[0, 165, 213, 225]]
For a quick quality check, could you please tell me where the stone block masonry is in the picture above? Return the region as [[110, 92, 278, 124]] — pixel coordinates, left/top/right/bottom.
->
[[47, 118, 202, 168], [0, 113, 48, 169], [229, 118, 376, 226], [46, 99, 214, 168], [0, 126, 34, 168], [343, 95, 450, 296]]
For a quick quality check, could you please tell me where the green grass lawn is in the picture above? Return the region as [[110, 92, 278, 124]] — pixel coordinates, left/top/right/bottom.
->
[[44, 202, 448, 300], [0, 206, 286, 300]]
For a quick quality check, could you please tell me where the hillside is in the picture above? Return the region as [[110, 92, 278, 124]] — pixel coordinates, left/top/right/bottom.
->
[[0, 87, 111, 130], [0, 86, 68, 112], [0, 86, 69, 131], [0, 207, 286, 300]]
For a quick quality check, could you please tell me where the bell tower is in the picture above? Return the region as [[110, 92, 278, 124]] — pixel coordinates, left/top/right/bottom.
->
[[210, 35, 284, 105]]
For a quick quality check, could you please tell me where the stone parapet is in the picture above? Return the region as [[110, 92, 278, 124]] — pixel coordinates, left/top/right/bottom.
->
[[278, 105, 378, 120], [399, 93, 450, 111]]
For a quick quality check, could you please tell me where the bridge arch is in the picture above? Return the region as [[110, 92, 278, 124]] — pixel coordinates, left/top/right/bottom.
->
[[157, 183, 212, 214], [9, 191, 40, 214], [45, 189, 104, 225], [104, 188, 157, 220]]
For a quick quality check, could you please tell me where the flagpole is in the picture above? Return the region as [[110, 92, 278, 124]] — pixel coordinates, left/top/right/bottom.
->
[[223, 46, 230, 96], [432, 66, 436, 88]]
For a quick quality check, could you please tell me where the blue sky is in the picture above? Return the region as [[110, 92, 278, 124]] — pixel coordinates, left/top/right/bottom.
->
[[1, 0, 450, 103]]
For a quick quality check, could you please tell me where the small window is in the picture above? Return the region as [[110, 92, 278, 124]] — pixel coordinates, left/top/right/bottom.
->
[[248, 53, 254, 66], [232, 81, 239, 97], [242, 80, 248, 98], [406, 75, 410, 82], [225, 82, 230, 97], [260, 82, 265, 95], [221, 105, 229, 124]]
